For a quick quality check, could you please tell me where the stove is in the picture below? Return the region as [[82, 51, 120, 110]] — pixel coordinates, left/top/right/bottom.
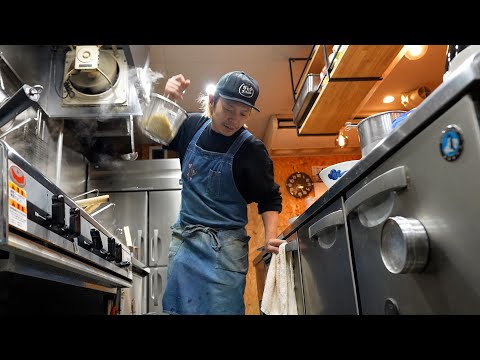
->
[[0, 139, 132, 289]]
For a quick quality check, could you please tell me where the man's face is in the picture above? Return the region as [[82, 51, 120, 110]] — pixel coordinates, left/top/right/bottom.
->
[[211, 97, 252, 136]]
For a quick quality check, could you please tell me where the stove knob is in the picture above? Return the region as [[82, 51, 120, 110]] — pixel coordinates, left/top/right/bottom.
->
[[51, 195, 65, 228], [69, 208, 81, 237], [380, 216, 429, 274], [90, 228, 103, 250], [106, 237, 116, 261], [115, 243, 123, 263]]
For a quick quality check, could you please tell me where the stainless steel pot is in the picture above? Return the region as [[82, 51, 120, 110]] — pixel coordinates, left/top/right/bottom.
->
[[356, 110, 406, 157]]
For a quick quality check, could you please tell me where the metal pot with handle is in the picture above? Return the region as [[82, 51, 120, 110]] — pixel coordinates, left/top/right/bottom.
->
[[139, 93, 188, 146], [348, 110, 406, 157]]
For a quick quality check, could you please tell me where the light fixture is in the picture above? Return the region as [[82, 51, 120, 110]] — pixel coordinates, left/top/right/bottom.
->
[[335, 125, 349, 148], [401, 86, 432, 107], [383, 95, 395, 104], [205, 84, 216, 95], [405, 45, 429, 60]]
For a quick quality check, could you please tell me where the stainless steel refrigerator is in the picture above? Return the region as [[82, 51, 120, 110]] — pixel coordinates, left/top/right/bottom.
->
[[87, 159, 182, 314]]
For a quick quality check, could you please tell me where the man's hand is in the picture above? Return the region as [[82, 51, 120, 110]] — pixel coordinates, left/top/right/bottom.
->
[[164, 74, 191, 101], [264, 238, 287, 254]]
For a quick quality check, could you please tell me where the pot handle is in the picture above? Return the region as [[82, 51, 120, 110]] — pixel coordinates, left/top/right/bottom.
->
[[164, 90, 185, 103], [344, 122, 357, 131]]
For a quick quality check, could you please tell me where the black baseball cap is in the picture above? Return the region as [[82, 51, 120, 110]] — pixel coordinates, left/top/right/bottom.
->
[[214, 71, 260, 112]]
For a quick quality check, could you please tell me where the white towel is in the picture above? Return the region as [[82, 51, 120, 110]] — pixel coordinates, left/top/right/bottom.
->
[[260, 242, 298, 315]]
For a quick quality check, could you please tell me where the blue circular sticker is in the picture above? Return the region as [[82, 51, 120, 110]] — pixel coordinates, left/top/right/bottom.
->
[[440, 125, 463, 161]]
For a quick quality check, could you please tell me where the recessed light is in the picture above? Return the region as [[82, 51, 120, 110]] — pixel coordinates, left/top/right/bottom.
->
[[405, 45, 428, 60], [383, 95, 395, 104]]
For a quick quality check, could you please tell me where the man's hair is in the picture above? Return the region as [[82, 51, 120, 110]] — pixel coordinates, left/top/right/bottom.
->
[[197, 93, 219, 118]]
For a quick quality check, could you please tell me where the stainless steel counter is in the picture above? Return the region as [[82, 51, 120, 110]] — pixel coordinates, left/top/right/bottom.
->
[[278, 50, 480, 240]]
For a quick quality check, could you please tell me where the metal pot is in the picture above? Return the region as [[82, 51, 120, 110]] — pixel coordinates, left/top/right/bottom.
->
[[139, 93, 188, 146], [356, 110, 406, 157]]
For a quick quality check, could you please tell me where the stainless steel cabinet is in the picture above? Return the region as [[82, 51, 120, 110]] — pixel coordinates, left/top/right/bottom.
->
[[254, 232, 305, 315], [297, 197, 358, 314], [345, 95, 480, 314], [288, 234, 305, 315], [148, 191, 181, 267], [147, 190, 181, 314], [120, 270, 148, 315], [87, 159, 182, 314]]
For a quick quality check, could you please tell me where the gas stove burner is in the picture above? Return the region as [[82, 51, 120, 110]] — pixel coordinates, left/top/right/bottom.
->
[[62, 47, 129, 106]]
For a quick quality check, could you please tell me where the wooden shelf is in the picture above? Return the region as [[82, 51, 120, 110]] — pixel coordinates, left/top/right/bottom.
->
[[295, 45, 333, 100], [298, 45, 405, 135]]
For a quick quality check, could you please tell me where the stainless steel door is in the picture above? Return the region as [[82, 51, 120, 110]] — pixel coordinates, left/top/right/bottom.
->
[[96, 192, 148, 265], [148, 267, 167, 314], [285, 232, 306, 315], [148, 190, 181, 267], [132, 272, 147, 314], [121, 272, 147, 315], [345, 95, 480, 314], [297, 197, 358, 314]]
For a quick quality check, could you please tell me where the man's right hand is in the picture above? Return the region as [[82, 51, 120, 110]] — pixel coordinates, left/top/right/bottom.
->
[[264, 238, 287, 254], [164, 74, 191, 102]]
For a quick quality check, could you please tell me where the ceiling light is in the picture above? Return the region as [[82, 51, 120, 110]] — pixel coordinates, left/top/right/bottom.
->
[[383, 95, 395, 104], [205, 84, 216, 95], [405, 45, 429, 60]]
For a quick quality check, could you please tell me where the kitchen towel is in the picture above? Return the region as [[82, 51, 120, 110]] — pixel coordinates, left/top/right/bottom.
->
[[260, 242, 298, 315]]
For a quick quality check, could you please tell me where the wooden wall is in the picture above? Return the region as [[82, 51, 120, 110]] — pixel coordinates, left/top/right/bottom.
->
[[244, 153, 361, 315]]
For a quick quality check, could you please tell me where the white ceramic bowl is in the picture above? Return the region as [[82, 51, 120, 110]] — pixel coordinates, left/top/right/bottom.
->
[[320, 160, 360, 188]]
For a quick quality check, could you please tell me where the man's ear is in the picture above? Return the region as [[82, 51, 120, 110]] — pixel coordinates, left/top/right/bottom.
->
[[209, 94, 214, 105]]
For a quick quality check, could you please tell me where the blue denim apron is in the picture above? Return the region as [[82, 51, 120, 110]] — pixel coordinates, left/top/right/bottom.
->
[[162, 120, 252, 314]]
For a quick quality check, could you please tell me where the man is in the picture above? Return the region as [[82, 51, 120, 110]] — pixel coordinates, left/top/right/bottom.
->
[[162, 71, 285, 315]]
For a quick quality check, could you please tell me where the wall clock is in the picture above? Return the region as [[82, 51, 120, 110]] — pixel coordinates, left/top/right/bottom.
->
[[286, 172, 313, 198]]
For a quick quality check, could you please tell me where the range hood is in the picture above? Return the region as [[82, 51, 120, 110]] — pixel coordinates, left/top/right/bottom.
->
[[0, 45, 145, 119]]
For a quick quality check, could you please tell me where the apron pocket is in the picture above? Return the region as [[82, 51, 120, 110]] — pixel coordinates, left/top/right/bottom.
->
[[206, 169, 221, 198], [215, 236, 249, 274]]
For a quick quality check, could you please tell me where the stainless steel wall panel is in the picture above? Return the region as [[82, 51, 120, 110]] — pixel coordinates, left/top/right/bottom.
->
[[88, 158, 182, 192]]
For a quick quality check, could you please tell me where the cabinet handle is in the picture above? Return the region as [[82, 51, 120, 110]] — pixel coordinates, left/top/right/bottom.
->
[[150, 271, 155, 302], [137, 229, 147, 263], [150, 229, 158, 263], [344, 166, 408, 216], [153, 271, 159, 306], [308, 209, 344, 240]]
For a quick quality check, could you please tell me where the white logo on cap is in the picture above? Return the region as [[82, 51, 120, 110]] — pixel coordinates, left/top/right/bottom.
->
[[238, 83, 254, 98]]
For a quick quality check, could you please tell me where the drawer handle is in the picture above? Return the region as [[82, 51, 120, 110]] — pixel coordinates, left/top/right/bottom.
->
[[308, 209, 344, 245], [344, 166, 408, 216], [285, 239, 298, 252]]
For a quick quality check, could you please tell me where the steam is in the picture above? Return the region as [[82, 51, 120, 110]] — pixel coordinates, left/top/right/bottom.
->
[[129, 66, 165, 139], [134, 66, 164, 106]]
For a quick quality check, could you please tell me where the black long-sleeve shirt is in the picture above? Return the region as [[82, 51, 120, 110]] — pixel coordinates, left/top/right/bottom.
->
[[168, 113, 282, 214]]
